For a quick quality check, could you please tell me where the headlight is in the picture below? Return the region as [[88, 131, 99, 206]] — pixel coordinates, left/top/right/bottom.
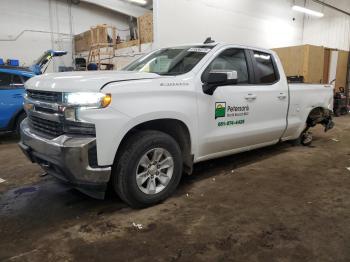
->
[[63, 92, 111, 109]]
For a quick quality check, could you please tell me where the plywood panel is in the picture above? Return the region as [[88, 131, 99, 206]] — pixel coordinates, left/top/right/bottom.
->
[[273, 44, 324, 84], [335, 51, 349, 92], [323, 48, 330, 84], [273, 45, 305, 77], [138, 12, 153, 44], [305, 45, 324, 84]]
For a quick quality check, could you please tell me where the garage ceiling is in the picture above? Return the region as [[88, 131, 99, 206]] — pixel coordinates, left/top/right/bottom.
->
[[79, 0, 152, 17]]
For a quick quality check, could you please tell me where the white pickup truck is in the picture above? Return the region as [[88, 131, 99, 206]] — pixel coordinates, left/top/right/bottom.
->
[[19, 43, 334, 208]]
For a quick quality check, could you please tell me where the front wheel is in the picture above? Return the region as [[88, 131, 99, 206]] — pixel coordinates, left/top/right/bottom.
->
[[112, 130, 183, 208]]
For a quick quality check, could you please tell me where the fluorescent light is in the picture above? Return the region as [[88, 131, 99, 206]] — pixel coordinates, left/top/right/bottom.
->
[[129, 0, 147, 5], [292, 5, 324, 17]]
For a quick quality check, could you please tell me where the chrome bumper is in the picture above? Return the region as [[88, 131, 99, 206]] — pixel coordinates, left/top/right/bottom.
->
[[19, 119, 111, 199]]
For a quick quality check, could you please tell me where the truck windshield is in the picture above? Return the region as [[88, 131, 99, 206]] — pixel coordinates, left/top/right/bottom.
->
[[123, 46, 214, 76]]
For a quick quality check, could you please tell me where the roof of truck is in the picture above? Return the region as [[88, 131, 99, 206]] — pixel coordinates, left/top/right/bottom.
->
[[168, 42, 273, 54]]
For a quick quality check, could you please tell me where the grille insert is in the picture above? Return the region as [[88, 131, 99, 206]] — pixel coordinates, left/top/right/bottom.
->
[[27, 90, 62, 103], [28, 115, 63, 137]]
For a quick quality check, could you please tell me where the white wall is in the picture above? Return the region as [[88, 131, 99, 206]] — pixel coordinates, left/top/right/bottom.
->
[[302, 0, 350, 51], [154, 0, 304, 49], [0, 0, 130, 72]]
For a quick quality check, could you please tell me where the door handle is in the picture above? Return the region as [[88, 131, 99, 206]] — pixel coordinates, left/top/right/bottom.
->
[[277, 93, 287, 100], [244, 93, 257, 101]]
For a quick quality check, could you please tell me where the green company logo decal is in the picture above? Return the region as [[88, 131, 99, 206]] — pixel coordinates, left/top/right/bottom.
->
[[215, 102, 226, 119]]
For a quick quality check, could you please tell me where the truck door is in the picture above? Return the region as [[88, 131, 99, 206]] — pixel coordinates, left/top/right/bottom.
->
[[196, 48, 288, 158], [0, 72, 25, 129]]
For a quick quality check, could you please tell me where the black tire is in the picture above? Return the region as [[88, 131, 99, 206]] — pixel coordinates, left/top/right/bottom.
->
[[15, 112, 26, 136], [112, 130, 183, 208]]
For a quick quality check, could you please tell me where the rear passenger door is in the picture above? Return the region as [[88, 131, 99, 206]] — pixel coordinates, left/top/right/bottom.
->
[[246, 50, 289, 145], [196, 48, 288, 158]]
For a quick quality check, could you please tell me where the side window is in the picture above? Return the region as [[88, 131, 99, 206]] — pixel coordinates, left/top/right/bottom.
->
[[252, 51, 278, 84], [203, 48, 249, 84], [11, 74, 24, 88], [0, 72, 11, 89]]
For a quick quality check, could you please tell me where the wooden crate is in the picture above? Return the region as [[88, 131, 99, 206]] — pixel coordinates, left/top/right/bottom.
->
[[74, 31, 92, 53], [74, 25, 116, 53], [74, 12, 153, 54], [273, 45, 325, 84]]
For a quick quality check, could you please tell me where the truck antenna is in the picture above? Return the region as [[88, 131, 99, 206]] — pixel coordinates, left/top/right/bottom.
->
[[203, 37, 215, 44]]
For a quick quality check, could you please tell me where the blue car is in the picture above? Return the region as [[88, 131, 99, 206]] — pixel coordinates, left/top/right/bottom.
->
[[0, 50, 67, 134]]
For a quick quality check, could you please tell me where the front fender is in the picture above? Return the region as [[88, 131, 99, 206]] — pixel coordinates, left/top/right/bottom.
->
[[79, 107, 197, 166]]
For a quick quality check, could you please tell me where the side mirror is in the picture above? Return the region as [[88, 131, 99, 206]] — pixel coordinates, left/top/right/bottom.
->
[[203, 70, 238, 95]]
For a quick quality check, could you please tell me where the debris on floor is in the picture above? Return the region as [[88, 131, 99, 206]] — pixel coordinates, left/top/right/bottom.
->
[[0, 178, 6, 183], [346, 167, 350, 172], [39, 172, 48, 177], [132, 222, 143, 230], [331, 138, 340, 142]]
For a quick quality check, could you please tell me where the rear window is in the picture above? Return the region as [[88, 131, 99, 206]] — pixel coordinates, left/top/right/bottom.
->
[[253, 51, 278, 84]]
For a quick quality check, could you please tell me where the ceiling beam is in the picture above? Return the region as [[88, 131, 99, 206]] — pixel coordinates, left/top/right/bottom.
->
[[311, 0, 350, 16], [80, 0, 149, 17]]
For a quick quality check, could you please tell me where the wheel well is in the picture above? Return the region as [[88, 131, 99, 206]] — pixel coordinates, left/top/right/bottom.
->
[[8, 109, 26, 131], [116, 119, 193, 174], [307, 107, 331, 127]]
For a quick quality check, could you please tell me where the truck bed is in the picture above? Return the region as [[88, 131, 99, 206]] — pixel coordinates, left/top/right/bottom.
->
[[283, 83, 334, 140]]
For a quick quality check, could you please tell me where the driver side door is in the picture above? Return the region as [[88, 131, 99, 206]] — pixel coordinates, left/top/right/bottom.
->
[[197, 48, 258, 158]]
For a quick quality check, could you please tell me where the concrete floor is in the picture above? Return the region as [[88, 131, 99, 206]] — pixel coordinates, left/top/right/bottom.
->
[[0, 116, 350, 262]]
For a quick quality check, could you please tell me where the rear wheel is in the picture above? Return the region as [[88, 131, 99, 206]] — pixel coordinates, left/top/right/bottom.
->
[[112, 130, 183, 208]]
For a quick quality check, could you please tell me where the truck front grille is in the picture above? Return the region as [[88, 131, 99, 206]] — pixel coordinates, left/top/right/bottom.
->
[[28, 115, 64, 137], [27, 89, 62, 103], [26, 90, 95, 138]]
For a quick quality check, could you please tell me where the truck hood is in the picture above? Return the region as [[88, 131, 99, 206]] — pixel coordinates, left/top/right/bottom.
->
[[25, 71, 163, 92]]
